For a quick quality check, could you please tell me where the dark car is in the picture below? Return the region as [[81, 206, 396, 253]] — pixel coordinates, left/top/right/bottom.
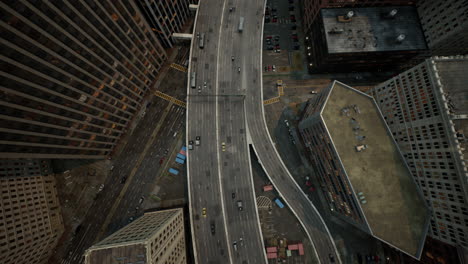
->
[[232, 192, 236, 199], [210, 222, 216, 234], [291, 25, 297, 30], [120, 176, 127, 184], [274, 36, 280, 41], [329, 254, 336, 263]]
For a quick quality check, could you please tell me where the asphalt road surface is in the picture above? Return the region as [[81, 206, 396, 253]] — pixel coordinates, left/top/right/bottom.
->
[[243, 0, 342, 264], [187, 0, 266, 263]]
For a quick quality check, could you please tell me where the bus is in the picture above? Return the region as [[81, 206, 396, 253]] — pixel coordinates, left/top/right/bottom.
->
[[199, 33, 205, 49], [274, 198, 285, 208], [190, 72, 196, 88], [238, 17, 244, 33]]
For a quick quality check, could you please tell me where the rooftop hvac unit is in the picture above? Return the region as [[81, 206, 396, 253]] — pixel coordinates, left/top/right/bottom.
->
[[346, 11, 354, 19], [396, 34, 406, 43], [387, 9, 398, 18]]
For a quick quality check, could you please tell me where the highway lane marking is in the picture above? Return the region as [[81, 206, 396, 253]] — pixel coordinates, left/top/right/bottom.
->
[[154, 90, 186, 107], [215, 0, 234, 263], [170, 63, 188, 73], [93, 102, 175, 242]]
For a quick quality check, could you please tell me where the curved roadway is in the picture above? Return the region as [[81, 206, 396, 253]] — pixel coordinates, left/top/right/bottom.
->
[[243, 0, 342, 263]]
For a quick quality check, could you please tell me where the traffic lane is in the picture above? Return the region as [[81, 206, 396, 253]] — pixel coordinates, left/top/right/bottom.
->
[[63, 100, 172, 263], [248, 120, 339, 263]]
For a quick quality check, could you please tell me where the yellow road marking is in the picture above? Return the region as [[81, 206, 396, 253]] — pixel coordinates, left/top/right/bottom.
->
[[154, 90, 186, 108], [170, 63, 187, 73], [263, 97, 280, 105]]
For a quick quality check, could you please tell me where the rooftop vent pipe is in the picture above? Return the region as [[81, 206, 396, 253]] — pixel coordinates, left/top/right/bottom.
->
[[396, 34, 406, 43]]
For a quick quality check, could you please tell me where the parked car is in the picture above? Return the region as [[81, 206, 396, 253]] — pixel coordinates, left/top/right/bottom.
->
[[266, 35, 272, 39], [210, 222, 216, 234]]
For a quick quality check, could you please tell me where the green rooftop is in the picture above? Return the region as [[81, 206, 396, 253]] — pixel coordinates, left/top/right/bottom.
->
[[321, 81, 430, 258]]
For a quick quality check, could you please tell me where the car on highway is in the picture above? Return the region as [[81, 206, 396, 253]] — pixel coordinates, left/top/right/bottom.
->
[[222, 142, 226, 151], [188, 140, 194, 150], [233, 241, 238, 251], [232, 192, 236, 199], [210, 222, 216, 234], [120, 176, 127, 184], [238, 67, 241, 73], [195, 136, 200, 146], [237, 200, 243, 211], [202, 207, 207, 218], [198, 86, 201, 93], [231, 56, 235, 61], [139, 196, 144, 204]]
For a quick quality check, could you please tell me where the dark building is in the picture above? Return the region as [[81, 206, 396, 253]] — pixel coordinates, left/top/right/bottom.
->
[[135, 0, 193, 49], [416, 0, 468, 56], [0, 1, 167, 159], [298, 81, 430, 258], [302, 0, 418, 36], [307, 6, 427, 73]]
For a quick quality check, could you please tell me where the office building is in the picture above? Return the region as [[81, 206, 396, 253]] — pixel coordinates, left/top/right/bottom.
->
[[306, 6, 427, 73], [0, 1, 167, 159], [302, 0, 417, 36], [136, 0, 193, 49], [84, 208, 186, 264], [416, 0, 468, 56], [298, 81, 430, 258], [0, 159, 64, 264], [369, 56, 468, 250]]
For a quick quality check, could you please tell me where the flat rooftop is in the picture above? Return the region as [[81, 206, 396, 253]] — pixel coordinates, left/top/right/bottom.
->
[[433, 57, 468, 157], [321, 82, 429, 257], [321, 6, 427, 53]]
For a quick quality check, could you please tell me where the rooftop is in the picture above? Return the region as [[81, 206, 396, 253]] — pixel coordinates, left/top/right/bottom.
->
[[321, 81, 430, 258], [321, 6, 427, 53], [85, 243, 147, 264]]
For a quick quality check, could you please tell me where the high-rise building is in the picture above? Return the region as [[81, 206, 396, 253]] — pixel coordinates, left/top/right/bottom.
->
[[0, 1, 167, 159], [306, 6, 427, 73], [298, 81, 430, 258], [368, 56, 468, 250], [416, 0, 468, 56], [136, 0, 193, 49], [302, 0, 417, 35], [0, 159, 64, 264], [84, 208, 186, 264]]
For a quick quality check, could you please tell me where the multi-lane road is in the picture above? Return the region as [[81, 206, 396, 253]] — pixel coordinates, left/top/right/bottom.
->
[[187, 0, 266, 263], [187, 1, 341, 264]]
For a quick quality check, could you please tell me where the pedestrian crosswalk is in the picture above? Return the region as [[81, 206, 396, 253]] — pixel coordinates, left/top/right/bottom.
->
[[170, 63, 187, 73], [263, 97, 280, 105], [154, 90, 186, 108]]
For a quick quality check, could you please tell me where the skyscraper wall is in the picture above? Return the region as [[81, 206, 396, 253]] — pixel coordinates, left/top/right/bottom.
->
[[416, 0, 468, 56], [136, 0, 193, 49], [369, 56, 468, 249], [0, 159, 64, 264], [0, 0, 167, 159]]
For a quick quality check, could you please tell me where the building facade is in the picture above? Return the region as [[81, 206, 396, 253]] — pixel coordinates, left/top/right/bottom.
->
[[84, 208, 186, 264], [0, 159, 64, 264], [306, 6, 427, 73], [0, 1, 167, 159], [136, 0, 193, 49], [416, 0, 468, 56], [299, 81, 430, 258], [368, 56, 468, 250]]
